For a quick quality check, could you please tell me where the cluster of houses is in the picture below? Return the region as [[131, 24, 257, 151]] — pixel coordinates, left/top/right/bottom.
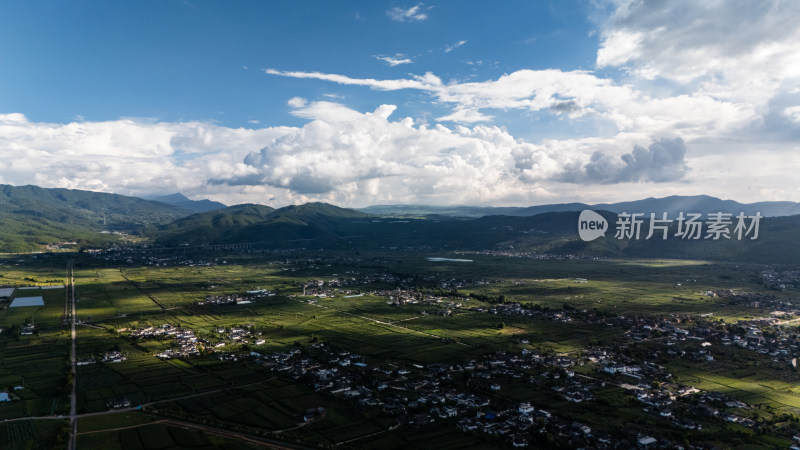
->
[[195, 289, 275, 306], [240, 320, 800, 447], [301, 279, 492, 307], [622, 312, 800, 368], [431, 277, 496, 291], [301, 272, 407, 297], [76, 350, 127, 365], [463, 249, 608, 262], [106, 399, 131, 409], [196, 295, 246, 306], [586, 344, 771, 435], [44, 241, 78, 251], [20, 323, 36, 335], [251, 342, 721, 447], [102, 350, 127, 363], [457, 409, 593, 449], [76, 356, 96, 366], [381, 289, 465, 308], [126, 324, 201, 359], [761, 268, 800, 290], [452, 293, 800, 374], [218, 326, 253, 342], [125, 323, 269, 360], [704, 288, 794, 313], [88, 247, 225, 267]]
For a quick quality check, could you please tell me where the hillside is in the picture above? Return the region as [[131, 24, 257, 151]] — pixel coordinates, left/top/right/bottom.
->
[[154, 204, 800, 264], [145, 193, 227, 213], [155, 204, 277, 244], [155, 202, 369, 245], [0, 184, 194, 252], [155, 206, 596, 249], [2, 184, 798, 264]]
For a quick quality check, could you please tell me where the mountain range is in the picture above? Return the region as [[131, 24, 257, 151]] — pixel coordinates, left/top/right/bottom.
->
[[0, 184, 798, 264], [151, 208, 800, 264], [360, 195, 800, 218]]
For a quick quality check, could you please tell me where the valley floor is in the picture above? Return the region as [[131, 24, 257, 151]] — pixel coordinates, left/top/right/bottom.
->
[[0, 248, 798, 448]]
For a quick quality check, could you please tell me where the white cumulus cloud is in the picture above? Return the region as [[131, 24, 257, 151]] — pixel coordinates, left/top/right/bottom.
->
[[0, 113, 291, 204], [227, 102, 571, 205], [596, 0, 800, 110]]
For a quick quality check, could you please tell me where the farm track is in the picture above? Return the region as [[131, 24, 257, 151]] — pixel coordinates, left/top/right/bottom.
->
[[334, 421, 399, 447], [77, 418, 312, 449], [1, 376, 278, 424], [119, 269, 167, 310]]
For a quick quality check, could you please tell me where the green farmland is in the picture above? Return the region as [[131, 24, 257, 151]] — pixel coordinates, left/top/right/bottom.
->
[[0, 250, 798, 448]]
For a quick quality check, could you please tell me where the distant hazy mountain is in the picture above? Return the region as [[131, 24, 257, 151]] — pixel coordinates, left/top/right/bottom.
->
[[361, 195, 800, 218], [145, 193, 226, 213], [0, 184, 194, 252]]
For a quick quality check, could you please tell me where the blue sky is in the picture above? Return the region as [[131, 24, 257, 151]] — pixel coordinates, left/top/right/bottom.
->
[[1, 1, 799, 207], [1, 1, 597, 135]]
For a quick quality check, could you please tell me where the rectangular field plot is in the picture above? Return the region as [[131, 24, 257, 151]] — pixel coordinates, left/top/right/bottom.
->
[[76, 346, 274, 414], [0, 286, 65, 328], [0, 337, 70, 419], [75, 268, 161, 321], [671, 364, 800, 411], [0, 419, 68, 449]]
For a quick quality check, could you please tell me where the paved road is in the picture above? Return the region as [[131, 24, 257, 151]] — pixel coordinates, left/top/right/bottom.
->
[[67, 262, 77, 450]]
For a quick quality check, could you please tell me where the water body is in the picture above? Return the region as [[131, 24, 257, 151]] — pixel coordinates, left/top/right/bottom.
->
[[426, 257, 473, 262]]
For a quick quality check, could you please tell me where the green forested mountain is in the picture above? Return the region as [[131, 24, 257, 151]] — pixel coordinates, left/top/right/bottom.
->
[[0, 184, 193, 252], [155, 204, 276, 244], [145, 193, 227, 213], [154, 204, 800, 264], [1, 183, 798, 265], [154, 202, 366, 245]]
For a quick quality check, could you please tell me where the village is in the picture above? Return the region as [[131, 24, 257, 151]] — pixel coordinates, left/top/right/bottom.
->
[[3, 249, 798, 448], [248, 338, 783, 448], [81, 281, 800, 447]]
